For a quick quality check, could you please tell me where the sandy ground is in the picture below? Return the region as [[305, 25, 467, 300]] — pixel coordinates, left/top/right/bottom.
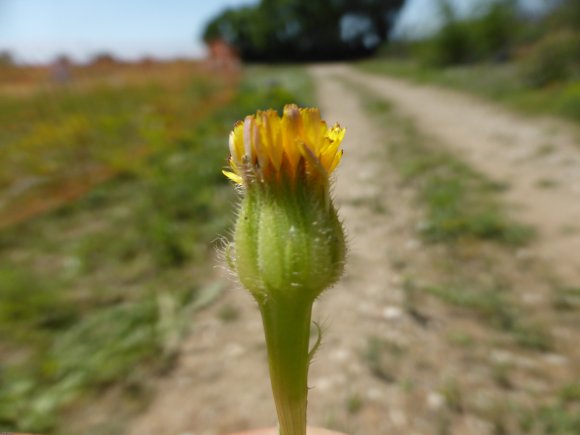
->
[[126, 66, 580, 435]]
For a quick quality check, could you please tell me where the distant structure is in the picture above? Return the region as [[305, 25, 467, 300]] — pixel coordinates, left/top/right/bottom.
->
[[138, 56, 156, 68], [51, 55, 72, 84], [205, 38, 240, 72], [0, 50, 14, 67], [90, 52, 118, 69]]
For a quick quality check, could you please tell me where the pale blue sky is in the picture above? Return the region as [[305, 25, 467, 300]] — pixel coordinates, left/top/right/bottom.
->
[[0, 0, 550, 63], [0, 0, 257, 62]]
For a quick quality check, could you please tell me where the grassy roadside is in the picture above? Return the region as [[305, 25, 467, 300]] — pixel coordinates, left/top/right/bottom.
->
[[0, 66, 314, 434], [357, 59, 580, 124], [340, 77, 579, 433], [352, 81, 533, 247], [350, 81, 551, 352]]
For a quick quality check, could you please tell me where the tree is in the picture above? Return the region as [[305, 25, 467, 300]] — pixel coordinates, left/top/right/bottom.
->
[[202, 0, 407, 61]]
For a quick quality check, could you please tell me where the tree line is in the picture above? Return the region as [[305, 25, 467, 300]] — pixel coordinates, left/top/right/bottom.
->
[[203, 0, 407, 62]]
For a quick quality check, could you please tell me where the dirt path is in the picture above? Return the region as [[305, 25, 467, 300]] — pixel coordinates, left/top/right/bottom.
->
[[126, 66, 579, 435], [330, 64, 580, 284]]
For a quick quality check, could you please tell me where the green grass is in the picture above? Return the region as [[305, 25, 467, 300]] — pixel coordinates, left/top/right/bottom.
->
[[481, 395, 580, 435], [345, 393, 363, 415], [218, 304, 241, 323], [519, 403, 580, 434], [439, 378, 463, 413], [552, 286, 580, 311], [243, 65, 317, 107], [0, 71, 221, 194], [357, 59, 580, 124], [363, 336, 406, 383], [0, 65, 314, 434], [424, 284, 552, 351]]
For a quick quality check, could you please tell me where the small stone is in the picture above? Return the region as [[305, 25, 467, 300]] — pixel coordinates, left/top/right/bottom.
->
[[347, 361, 364, 375], [315, 377, 333, 391], [391, 274, 403, 285], [382, 306, 403, 320], [405, 239, 421, 250], [357, 301, 374, 315], [490, 350, 513, 364], [223, 343, 245, 358], [366, 387, 383, 400], [544, 353, 568, 366], [521, 292, 543, 305], [331, 348, 351, 362], [390, 409, 407, 427], [427, 392, 445, 410], [515, 248, 533, 260]]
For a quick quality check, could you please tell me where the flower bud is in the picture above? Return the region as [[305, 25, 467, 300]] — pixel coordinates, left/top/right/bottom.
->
[[224, 104, 346, 303], [234, 184, 345, 304]]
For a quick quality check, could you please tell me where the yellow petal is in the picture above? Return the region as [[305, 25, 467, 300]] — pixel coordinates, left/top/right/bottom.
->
[[260, 110, 282, 171], [300, 108, 325, 151], [319, 140, 339, 172], [282, 105, 302, 174], [223, 170, 243, 184], [243, 116, 254, 161], [328, 149, 343, 174], [231, 120, 245, 161]]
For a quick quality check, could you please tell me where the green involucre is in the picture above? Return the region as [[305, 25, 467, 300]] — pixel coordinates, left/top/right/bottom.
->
[[233, 183, 345, 304]]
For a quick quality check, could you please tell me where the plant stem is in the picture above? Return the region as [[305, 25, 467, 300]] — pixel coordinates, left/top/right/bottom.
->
[[259, 294, 314, 435]]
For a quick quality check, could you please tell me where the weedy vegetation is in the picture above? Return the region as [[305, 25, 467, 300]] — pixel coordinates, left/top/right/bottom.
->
[[357, 82, 533, 246], [0, 63, 313, 434]]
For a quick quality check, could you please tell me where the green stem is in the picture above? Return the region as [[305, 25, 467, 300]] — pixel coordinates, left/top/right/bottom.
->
[[259, 295, 314, 435]]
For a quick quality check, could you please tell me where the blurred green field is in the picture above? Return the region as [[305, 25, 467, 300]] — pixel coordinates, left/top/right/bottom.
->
[[0, 62, 235, 227], [0, 62, 313, 434]]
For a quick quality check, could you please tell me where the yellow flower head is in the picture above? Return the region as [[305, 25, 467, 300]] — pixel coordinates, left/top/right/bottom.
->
[[224, 104, 345, 188]]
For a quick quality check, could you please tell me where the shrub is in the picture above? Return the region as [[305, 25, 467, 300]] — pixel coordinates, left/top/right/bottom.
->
[[471, 1, 517, 61], [557, 81, 580, 121], [418, 1, 518, 67], [520, 30, 580, 87]]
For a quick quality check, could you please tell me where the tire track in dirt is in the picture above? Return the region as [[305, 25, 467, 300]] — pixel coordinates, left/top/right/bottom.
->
[[330, 64, 580, 284]]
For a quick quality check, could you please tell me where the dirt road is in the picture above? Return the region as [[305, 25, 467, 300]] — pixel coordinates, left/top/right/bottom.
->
[[331, 65, 580, 284], [126, 65, 579, 435]]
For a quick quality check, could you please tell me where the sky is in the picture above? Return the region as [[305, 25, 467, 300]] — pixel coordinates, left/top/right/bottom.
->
[[0, 0, 551, 64], [0, 0, 257, 63]]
